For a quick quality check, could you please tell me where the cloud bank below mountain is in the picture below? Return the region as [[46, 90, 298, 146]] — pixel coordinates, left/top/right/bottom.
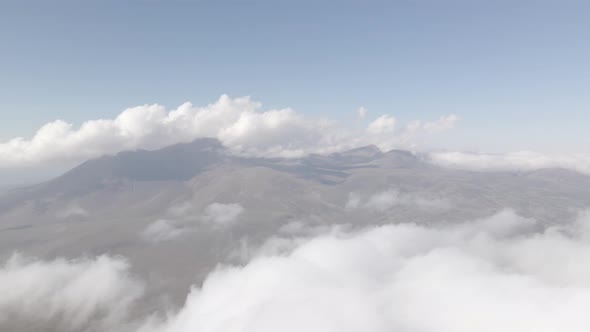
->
[[142, 202, 245, 242], [5, 210, 590, 332], [137, 209, 590, 332], [0, 254, 143, 331], [428, 151, 590, 175]]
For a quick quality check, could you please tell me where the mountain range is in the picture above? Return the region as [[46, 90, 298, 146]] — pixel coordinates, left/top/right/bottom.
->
[[1, 138, 590, 316]]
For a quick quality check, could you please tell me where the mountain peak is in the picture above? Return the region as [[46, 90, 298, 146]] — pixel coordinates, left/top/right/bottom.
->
[[46, 138, 227, 195]]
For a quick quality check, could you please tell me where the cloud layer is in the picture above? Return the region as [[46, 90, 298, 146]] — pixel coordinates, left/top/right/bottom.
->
[[142, 219, 186, 242], [429, 151, 590, 175], [138, 209, 590, 332], [4, 95, 590, 176], [346, 189, 452, 211], [0, 254, 143, 331], [142, 202, 245, 242], [202, 203, 244, 227], [0, 95, 457, 168], [6, 210, 590, 331]]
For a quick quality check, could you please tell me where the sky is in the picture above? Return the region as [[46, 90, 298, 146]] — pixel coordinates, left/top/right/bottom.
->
[[1, 0, 590, 185], [3, 2, 590, 328]]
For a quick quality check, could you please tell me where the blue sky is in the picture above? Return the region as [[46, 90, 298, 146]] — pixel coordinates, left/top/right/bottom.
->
[[1, 0, 589, 153]]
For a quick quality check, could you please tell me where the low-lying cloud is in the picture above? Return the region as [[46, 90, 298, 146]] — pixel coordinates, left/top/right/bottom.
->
[[55, 204, 89, 220], [6, 210, 590, 331], [138, 209, 590, 332], [142, 219, 186, 242], [346, 189, 452, 211], [0, 254, 143, 331], [0, 95, 457, 168], [429, 151, 590, 175], [142, 202, 245, 242], [202, 203, 244, 227]]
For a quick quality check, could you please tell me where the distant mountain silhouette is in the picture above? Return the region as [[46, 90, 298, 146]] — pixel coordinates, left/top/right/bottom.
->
[[49, 138, 226, 192]]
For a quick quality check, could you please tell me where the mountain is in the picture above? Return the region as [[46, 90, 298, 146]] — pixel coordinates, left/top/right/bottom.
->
[[1, 138, 590, 314]]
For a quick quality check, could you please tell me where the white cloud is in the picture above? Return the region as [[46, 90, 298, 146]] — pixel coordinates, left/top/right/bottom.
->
[[202, 203, 244, 227], [6, 210, 590, 331], [398, 114, 459, 146], [6, 94, 590, 176], [167, 201, 200, 218], [0, 254, 143, 331], [137, 209, 590, 332], [356, 106, 368, 119], [344, 192, 361, 209], [0, 95, 457, 168], [364, 189, 400, 211], [347, 189, 452, 212], [142, 219, 186, 242], [141, 202, 245, 242], [56, 204, 89, 220], [367, 115, 396, 134], [423, 114, 459, 133], [428, 150, 590, 175]]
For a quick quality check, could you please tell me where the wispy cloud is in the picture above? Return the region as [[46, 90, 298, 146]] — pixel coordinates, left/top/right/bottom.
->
[[202, 203, 244, 228], [142, 219, 186, 242], [346, 189, 452, 212], [141, 202, 245, 242], [428, 150, 590, 175], [356, 106, 368, 119]]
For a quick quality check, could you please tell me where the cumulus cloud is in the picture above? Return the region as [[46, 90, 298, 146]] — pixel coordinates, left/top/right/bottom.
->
[[0, 254, 143, 331], [364, 189, 405, 211], [142, 219, 186, 242], [421, 114, 459, 133], [167, 201, 201, 219], [56, 204, 89, 220], [0, 95, 457, 168], [7, 94, 590, 176], [344, 192, 361, 209], [202, 203, 244, 227], [136, 209, 590, 332], [367, 115, 396, 134], [6, 210, 590, 332], [141, 202, 245, 241], [428, 150, 590, 175], [347, 188, 452, 212]]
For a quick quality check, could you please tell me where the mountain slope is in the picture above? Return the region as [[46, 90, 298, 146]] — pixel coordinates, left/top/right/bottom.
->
[[1, 138, 590, 314]]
